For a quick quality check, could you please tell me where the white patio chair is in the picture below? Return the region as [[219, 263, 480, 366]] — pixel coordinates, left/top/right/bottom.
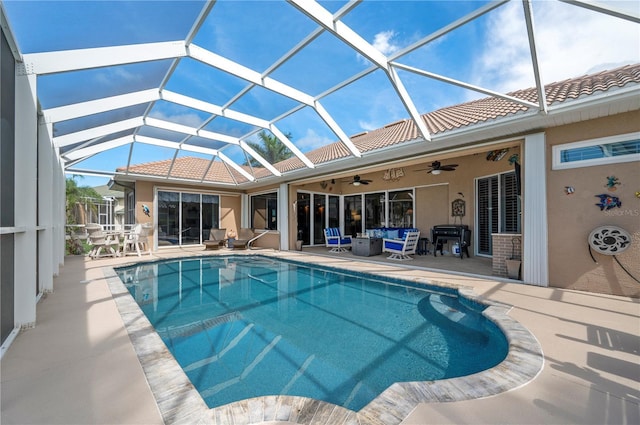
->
[[383, 230, 420, 260], [88, 230, 118, 259], [123, 223, 153, 257], [323, 227, 352, 253]]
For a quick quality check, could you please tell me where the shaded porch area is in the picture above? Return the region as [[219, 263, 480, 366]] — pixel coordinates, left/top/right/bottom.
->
[[301, 245, 497, 280]]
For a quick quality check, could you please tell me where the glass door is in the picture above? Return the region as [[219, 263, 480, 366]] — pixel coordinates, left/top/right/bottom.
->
[[313, 195, 326, 245], [297, 192, 311, 245], [344, 194, 362, 237], [476, 176, 499, 255], [328, 195, 339, 228], [158, 191, 180, 246], [181, 193, 201, 245], [202, 195, 220, 241]]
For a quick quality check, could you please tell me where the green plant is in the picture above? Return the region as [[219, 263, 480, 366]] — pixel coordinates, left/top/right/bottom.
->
[[244, 130, 293, 167], [66, 176, 101, 225], [65, 237, 84, 255]]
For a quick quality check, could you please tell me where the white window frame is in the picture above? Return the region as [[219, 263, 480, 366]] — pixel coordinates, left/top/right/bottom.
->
[[552, 132, 640, 170], [249, 190, 279, 231]]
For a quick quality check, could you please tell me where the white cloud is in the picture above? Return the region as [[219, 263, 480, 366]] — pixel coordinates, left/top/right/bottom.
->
[[148, 110, 204, 128], [357, 30, 402, 64], [358, 120, 380, 131], [471, 1, 640, 93], [94, 67, 143, 86], [295, 128, 336, 151], [372, 30, 400, 56]]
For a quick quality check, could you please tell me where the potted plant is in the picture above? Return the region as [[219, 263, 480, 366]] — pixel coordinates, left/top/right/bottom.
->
[[505, 236, 521, 279]]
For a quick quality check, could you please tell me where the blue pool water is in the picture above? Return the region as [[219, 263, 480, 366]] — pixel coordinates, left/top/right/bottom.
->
[[116, 256, 508, 411]]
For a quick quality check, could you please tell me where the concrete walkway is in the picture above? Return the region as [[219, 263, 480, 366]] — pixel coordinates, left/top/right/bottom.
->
[[1, 248, 638, 424]]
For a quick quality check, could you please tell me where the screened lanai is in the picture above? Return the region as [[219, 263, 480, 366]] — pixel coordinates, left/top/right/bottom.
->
[[3, 0, 639, 187], [2, 3, 640, 424]]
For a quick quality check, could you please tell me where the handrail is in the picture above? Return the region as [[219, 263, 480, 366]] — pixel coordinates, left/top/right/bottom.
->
[[247, 230, 273, 249]]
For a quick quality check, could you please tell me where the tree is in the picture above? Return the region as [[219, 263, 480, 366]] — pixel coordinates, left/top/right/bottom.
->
[[245, 130, 293, 167], [65, 177, 101, 225]]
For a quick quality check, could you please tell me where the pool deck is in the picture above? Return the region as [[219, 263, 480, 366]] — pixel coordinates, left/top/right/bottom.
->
[[2, 246, 639, 424]]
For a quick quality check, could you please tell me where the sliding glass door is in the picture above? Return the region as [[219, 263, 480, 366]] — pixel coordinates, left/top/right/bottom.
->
[[157, 190, 219, 247], [158, 191, 180, 246], [181, 193, 201, 245]]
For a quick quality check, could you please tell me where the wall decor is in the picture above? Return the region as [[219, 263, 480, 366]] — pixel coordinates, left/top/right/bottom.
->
[[605, 176, 620, 191], [595, 194, 622, 210], [142, 204, 150, 217], [564, 186, 575, 195], [636, 191, 640, 199], [383, 168, 405, 181], [452, 198, 466, 217], [486, 148, 509, 161]]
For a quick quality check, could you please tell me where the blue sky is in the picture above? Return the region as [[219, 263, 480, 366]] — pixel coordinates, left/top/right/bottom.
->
[[3, 0, 639, 188]]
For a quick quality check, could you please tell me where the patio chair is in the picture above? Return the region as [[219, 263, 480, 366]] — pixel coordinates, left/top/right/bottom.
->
[[324, 228, 352, 253], [231, 228, 255, 250], [204, 228, 227, 250], [123, 223, 152, 257], [88, 229, 118, 259], [383, 230, 420, 260]]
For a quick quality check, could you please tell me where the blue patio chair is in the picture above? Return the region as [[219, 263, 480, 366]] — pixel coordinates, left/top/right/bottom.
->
[[324, 228, 352, 252], [383, 230, 420, 260]]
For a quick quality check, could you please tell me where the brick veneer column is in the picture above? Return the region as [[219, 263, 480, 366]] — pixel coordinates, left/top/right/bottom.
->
[[492, 234, 522, 278]]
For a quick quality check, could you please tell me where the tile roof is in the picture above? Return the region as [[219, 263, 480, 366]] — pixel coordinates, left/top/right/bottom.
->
[[274, 64, 640, 172], [118, 157, 249, 184], [118, 64, 640, 183]]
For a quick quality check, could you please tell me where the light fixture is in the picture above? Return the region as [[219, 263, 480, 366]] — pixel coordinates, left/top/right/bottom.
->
[[431, 169, 442, 175], [353, 181, 361, 186]]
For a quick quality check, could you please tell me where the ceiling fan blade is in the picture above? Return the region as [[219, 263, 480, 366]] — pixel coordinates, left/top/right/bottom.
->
[[440, 166, 457, 171]]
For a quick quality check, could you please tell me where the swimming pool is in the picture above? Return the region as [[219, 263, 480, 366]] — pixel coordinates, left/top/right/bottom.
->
[[116, 255, 508, 411]]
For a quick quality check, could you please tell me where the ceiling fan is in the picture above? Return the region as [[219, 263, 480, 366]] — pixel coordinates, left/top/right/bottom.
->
[[344, 175, 372, 186], [416, 161, 459, 175]]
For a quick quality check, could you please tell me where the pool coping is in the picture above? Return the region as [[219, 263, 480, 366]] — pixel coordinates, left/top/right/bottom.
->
[[103, 251, 544, 425]]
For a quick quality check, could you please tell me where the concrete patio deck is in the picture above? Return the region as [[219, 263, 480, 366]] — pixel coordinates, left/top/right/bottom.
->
[[1, 247, 638, 424]]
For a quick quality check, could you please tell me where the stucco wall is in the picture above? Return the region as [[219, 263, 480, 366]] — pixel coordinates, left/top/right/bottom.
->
[[133, 181, 241, 250], [290, 145, 520, 254], [546, 111, 640, 297]]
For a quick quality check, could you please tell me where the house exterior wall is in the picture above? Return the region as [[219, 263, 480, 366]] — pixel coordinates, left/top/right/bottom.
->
[[119, 111, 640, 297], [133, 180, 242, 249], [290, 143, 521, 255], [545, 111, 640, 297]]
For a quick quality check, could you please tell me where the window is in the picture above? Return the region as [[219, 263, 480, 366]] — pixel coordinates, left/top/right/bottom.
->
[[344, 194, 362, 237], [388, 190, 413, 228], [250, 192, 277, 230], [126, 191, 135, 226], [552, 132, 640, 170], [476, 172, 521, 255], [365, 192, 385, 229]]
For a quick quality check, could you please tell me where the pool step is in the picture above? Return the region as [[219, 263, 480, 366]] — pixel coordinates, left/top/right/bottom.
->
[[199, 335, 282, 398], [183, 323, 255, 372]]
